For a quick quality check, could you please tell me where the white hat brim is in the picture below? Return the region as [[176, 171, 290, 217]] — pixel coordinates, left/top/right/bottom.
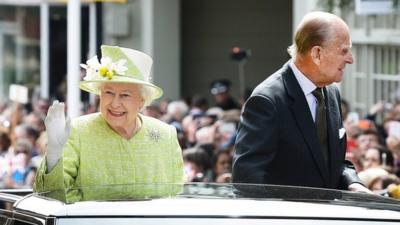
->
[[80, 76, 163, 100]]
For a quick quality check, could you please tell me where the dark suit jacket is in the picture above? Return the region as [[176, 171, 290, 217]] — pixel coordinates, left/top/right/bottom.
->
[[232, 62, 361, 190]]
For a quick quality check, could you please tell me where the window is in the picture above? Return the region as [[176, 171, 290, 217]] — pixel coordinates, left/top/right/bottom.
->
[[0, 6, 40, 101]]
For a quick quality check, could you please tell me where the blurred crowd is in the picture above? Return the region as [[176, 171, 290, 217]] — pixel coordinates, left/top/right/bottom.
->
[[0, 79, 244, 190], [1, 78, 400, 199], [342, 99, 400, 198]]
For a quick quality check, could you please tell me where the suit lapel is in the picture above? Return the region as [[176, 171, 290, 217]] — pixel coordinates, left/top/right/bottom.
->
[[282, 63, 330, 186], [324, 87, 341, 186]]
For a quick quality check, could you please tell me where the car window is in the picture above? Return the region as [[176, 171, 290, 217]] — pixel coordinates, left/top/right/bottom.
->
[[12, 220, 30, 225], [0, 217, 7, 225], [34, 183, 400, 207], [11, 219, 43, 225]]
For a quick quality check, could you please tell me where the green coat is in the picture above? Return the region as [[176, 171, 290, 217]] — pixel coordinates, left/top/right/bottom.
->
[[34, 113, 184, 203]]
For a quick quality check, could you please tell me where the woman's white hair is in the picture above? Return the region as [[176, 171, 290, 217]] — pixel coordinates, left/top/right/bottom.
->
[[139, 85, 156, 108]]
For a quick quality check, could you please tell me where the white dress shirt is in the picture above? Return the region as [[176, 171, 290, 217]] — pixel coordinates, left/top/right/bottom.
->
[[289, 60, 318, 122]]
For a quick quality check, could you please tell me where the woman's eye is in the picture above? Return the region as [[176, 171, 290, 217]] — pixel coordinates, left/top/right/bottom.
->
[[121, 93, 131, 98], [104, 91, 114, 96]]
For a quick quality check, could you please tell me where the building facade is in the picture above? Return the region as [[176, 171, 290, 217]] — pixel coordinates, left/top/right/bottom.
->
[[2, 0, 397, 117]]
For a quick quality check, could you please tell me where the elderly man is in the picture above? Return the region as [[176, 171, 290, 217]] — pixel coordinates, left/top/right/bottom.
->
[[233, 11, 370, 193]]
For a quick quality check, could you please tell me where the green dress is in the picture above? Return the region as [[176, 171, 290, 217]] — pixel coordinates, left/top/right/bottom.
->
[[34, 113, 184, 203]]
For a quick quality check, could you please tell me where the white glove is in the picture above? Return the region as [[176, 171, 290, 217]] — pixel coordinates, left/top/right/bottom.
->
[[45, 100, 71, 171]]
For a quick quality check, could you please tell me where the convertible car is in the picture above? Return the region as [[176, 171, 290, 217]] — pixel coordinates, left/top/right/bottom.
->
[[0, 183, 400, 225]]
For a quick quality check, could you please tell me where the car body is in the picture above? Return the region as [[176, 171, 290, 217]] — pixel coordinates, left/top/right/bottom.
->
[[1, 184, 400, 225]]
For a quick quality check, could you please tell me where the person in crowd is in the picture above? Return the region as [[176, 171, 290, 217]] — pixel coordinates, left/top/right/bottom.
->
[[32, 98, 50, 116], [365, 101, 386, 121], [361, 146, 394, 171], [0, 131, 11, 188], [211, 150, 232, 183], [160, 100, 190, 148], [161, 100, 189, 125], [0, 131, 11, 157], [31, 131, 47, 169], [354, 129, 380, 154], [6, 138, 36, 189], [385, 125, 400, 177], [142, 104, 163, 119], [368, 174, 399, 193], [358, 166, 389, 189], [387, 136, 400, 158], [340, 99, 350, 121], [183, 146, 211, 182], [215, 120, 237, 150], [343, 113, 362, 153], [12, 124, 40, 157], [232, 11, 370, 193], [210, 79, 240, 110], [34, 45, 184, 202], [189, 95, 209, 116], [159, 98, 171, 115], [358, 146, 395, 188], [23, 111, 46, 133], [181, 114, 200, 148], [195, 126, 218, 150]]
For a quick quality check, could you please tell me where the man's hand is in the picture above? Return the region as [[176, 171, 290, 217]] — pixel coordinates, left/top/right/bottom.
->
[[386, 136, 400, 157], [45, 100, 71, 171], [348, 183, 373, 194]]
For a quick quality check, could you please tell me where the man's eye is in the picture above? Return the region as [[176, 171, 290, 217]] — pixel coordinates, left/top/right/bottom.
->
[[105, 91, 114, 96]]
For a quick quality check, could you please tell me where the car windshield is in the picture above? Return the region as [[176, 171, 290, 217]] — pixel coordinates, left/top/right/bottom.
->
[[32, 183, 400, 211]]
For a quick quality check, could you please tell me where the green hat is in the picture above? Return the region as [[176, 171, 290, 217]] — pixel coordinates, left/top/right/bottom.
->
[[80, 45, 163, 100]]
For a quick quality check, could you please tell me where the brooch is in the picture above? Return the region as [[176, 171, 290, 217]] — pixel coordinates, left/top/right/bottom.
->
[[149, 128, 161, 141]]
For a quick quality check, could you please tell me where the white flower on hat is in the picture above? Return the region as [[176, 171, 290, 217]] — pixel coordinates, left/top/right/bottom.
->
[[80, 56, 128, 80]]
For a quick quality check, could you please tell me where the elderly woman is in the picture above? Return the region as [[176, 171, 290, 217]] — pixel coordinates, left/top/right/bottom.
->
[[34, 45, 184, 202]]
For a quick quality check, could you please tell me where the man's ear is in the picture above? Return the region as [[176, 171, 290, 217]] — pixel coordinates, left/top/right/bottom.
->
[[310, 46, 322, 65]]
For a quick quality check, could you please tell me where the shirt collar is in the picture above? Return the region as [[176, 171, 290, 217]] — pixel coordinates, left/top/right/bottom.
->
[[289, 60, 317, 96]]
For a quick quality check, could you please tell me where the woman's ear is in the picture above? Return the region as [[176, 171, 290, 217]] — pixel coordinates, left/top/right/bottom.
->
[[310, 46, 322, 65], [139, 97, 145, 111]]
